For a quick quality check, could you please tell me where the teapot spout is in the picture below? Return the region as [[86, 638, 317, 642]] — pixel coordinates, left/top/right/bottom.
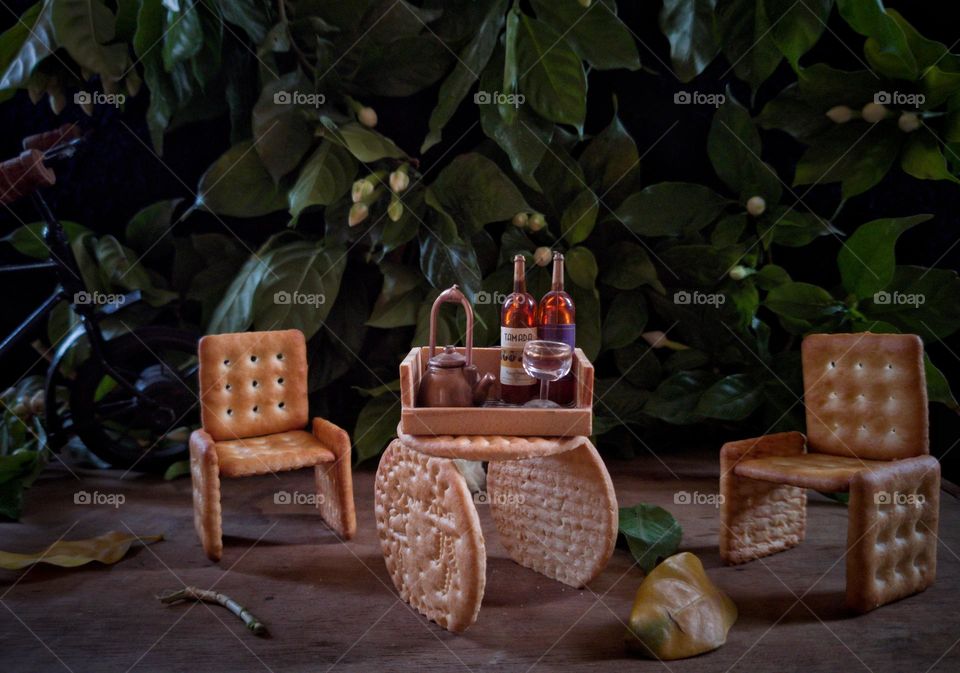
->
[[472, 372, 496, 406]]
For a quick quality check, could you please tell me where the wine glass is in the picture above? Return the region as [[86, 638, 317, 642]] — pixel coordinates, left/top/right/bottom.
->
[[522, 340, 573, 408]]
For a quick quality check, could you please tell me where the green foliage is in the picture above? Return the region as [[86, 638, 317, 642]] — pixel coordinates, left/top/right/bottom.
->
[[0, 0, 958, 472], [618, 504, 682, 573]]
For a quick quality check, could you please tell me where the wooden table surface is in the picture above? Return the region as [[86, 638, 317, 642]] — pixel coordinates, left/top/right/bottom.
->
[[2, 448, 957, 673]]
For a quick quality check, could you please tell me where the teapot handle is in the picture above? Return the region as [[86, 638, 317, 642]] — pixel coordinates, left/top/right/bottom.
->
[[428, 285, 474, 366]]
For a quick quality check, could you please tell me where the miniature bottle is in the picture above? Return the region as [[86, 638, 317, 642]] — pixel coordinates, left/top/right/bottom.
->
[[500, 254, 538, 404], [537, 251, 576, 406]]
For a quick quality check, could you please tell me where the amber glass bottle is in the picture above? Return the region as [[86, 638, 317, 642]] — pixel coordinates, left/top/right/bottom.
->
[[500, 254, 538, 404], [537, 251, 576, 406]]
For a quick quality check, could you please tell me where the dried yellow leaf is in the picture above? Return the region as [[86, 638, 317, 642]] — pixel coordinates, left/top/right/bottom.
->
[[0, 531, 163, 570], [626, 551, 737, 660]]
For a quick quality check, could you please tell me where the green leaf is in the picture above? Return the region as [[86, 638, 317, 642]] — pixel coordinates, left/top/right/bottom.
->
[[367, 262, 424, 328], [578, 106, 640, 206], [477, 48, 552, 190], [418, 230, 482, 303], [197, 141, 288, 217], [251, 241, 347, 340], [901, 133, 960, 184], [163, 460, 191, 481], [321, 119, 406, 163], [645, 370, 713, 424], [658, 0, 718, 82], [836, 0, 917, 80], [765, 207, 842, 247], [252, 73, 316, 183], [162, 2, 202, 70], [561, 189, 599, 245], [755, 264, 791, 290], [354, 34, 452, 97], [534, 141, 585, 214], [695, 373, 763, 420], [431, 154, 529, 234], [618, 504, 682, 573], [708, 99, 782, 204], [764, 281, 844, 321], [565, 246, 598, 288], [3, 221, 89, 259], [794, 122, 903, 199], [600, 242, 661, 292], [422, 0, 506, 153], [51, 0, 128, 79], [569, 283, 601, 360], [603, 291, 647, 350], [716, 0, 783, 91], [861, 265, 960, 340], [288, 142, 357, 219], [530, 0, 640, 71], [515, 13, 586, 129], [924, 354, 958, 411], [765, 0, 832, 68], [614, 182, 729, 237], [838, 214, 932, 299], [354, 394, 401, 464], [125, 200, 181, 259], [0, 2, 55, 90], [207, 235, 290, 333], [215, 0, 271, 43]]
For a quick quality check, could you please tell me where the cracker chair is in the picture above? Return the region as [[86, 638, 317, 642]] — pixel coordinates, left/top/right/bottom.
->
[[189, 329, 356, 561], [720, 333, 940, 612]]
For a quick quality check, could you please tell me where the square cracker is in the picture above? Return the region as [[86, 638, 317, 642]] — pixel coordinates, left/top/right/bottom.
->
[[199, 330, 309, 442], [802, 332, 927, 460]]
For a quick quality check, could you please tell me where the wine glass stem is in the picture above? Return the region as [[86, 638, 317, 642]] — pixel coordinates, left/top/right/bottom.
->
[[540, 379, 550, 402]]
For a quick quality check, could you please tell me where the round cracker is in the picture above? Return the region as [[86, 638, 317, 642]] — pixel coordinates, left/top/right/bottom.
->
[[487, 439, 617, 587], [374, 439, 486, 632]]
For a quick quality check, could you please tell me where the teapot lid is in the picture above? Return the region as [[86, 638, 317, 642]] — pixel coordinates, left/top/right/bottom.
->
[[429, 345, 466, 368]]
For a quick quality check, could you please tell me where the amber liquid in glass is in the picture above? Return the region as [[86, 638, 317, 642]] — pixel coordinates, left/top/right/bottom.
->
[[537, 251, 576, 406], [500, 254, 538, 404]]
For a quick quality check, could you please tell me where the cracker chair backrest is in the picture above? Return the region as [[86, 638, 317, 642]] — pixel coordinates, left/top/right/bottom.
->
[[198, 330, 309, 441], [801, 333, 928, 460]]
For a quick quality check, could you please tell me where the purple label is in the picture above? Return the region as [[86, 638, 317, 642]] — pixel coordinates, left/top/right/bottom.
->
[[539, 323, 575, 349]]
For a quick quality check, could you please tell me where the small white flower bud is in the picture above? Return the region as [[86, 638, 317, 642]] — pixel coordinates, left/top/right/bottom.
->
[[861, 102, 888, 124], [512, 212, 528, 228], [389, 169, 409, 193], [826, 105, 854, 124], [348, 202, 369, 227], [528, 213, 546, 232], [729, 265, 753, 281], [898, 112, 921, 133], [746, 195, 766, 217], [352, 179, 374, 203], [534, 246, 552, 267], [358, 106, 378, 128], [388, 198, 403, 222]]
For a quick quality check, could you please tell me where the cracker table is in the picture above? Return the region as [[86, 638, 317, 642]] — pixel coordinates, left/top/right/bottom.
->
[[374, 347, 618, 632]]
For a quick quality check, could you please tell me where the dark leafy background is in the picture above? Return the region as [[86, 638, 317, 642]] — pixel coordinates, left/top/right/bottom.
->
[[1, 0, 959, 507]]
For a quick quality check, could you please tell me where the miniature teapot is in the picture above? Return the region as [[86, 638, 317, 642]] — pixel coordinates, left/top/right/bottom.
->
[[416, 286, 496, 408]]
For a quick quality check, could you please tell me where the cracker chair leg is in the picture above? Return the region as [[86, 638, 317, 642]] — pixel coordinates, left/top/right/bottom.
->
[[846, 455, 940, 613], [312, 418, 357, 540], [720, 432, 807, 565], [189, 430, 223, 562]]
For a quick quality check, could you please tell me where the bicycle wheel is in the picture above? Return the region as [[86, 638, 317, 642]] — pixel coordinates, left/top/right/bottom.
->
[[69, 326, 199, 472]]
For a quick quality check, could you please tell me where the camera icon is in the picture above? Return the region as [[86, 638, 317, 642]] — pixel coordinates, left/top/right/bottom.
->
[[473, 91, 491, 105], [674, 491, 691, 505], [674, 91, 691, 104], [673, 290, 691, 305], [274, 291, 291, 305], [476, 291, 491, 305], [74, 91, 92, 105], [74, 291, 92, 305], [473, 491, 489, 505], [74, 490, 91, 505], [874, 91, 892, 105], [274, 490, 291, 505], [875, 491, 892, 505], [873, 291, 891, 305], [274, 91, 292, 104]]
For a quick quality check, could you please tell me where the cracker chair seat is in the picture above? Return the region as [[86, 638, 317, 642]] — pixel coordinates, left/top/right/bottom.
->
[[734, 453, 889, 492], [215, 431, 336, 477]]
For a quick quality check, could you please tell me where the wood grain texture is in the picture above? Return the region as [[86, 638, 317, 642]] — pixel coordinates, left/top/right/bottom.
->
[[1, 448, 957, 672]]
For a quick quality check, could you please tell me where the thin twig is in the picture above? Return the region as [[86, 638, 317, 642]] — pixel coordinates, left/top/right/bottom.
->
[[158, 586, 268, 636]]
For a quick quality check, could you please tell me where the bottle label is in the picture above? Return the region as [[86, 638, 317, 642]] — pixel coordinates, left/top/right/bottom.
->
[[500, 326, 537, 386], [539, 323, 576, 349]]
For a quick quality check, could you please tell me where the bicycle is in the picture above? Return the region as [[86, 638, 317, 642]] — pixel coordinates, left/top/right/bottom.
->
[[0, 124, 199, 472]]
